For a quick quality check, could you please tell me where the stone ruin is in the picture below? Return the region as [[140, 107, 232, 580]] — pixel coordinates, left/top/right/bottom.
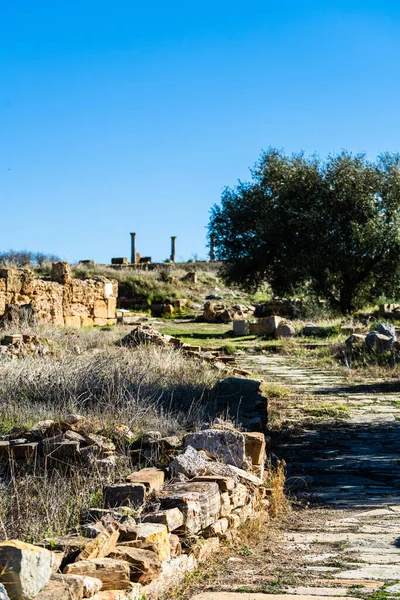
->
[[0, 416, 270, 600], [0, 263, 118, 328]]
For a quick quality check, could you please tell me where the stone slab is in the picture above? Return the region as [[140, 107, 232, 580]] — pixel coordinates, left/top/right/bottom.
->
[[337, 565, 400, 580], [191, 595, 363, 600]]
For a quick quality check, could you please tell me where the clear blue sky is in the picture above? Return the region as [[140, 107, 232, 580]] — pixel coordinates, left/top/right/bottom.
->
[[1, 1, 400, 263]]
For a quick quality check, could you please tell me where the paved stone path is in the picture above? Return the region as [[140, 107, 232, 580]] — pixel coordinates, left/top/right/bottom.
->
[[191, 353, 400, 600]]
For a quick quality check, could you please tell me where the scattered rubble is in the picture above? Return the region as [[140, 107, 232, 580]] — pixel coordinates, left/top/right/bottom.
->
[[0, 334, 56, 359], [203, 301, 254, 324], [121, 323, 253, 379], [345, 322, 399, 353]]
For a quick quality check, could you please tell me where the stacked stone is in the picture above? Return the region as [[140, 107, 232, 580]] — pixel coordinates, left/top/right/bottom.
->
[[0, 415, 125, 472], [0, 263, 118, 329], [0, 425, 269, 600]]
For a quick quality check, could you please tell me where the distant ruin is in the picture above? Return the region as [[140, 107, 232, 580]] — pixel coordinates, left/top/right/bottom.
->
[[0, 262, 118, 328]]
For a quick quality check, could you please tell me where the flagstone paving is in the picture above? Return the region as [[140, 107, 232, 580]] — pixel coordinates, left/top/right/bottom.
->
[[190, 353, 400, 600]]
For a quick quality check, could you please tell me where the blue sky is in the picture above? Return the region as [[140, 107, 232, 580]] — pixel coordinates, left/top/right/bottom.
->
[[1, 1, 400, 263]]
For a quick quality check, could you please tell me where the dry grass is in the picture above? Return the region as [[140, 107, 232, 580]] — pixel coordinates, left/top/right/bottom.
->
[[266, 460, 291, 518], [0, 460, 131, 543], [0, 323, 223, 543], [0, 324, 220, 435]]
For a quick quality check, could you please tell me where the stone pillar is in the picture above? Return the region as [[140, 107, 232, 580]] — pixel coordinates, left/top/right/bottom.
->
[[170, 236, 176, 263], [209, 235, 216, 262], [130, 233, 137, 264]]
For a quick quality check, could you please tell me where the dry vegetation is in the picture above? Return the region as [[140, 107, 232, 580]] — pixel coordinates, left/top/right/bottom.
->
[[0, 323, 219, 435], [0, 322, 221, 543]]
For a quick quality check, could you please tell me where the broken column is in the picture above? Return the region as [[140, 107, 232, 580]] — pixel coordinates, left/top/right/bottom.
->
[[130, 233, 137, 265], [170, 236, 176, 263]]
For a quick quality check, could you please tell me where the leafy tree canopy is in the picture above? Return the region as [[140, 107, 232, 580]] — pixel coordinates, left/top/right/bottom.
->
[[208, 148, 400, 313]]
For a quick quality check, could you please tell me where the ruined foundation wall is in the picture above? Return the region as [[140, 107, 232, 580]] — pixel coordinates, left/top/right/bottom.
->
[[0, 263, 118, 327]]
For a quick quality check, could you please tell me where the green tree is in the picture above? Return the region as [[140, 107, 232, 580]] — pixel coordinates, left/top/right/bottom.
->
[[208, 149, 400, 313]]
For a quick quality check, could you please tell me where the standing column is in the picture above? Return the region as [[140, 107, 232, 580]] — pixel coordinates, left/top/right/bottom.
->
[[170, 236, 177, 262], [130, 233, 137, 264]]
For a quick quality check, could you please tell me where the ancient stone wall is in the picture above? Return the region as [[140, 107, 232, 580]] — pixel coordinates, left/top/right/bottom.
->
[[0, 263, 118, 328]]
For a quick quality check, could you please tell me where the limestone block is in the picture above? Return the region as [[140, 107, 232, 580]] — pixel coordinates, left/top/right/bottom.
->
[[114, 517, 137, 542], [64, 316, 81, 328], [81, 317, 95, 327], [205, 462, 263, 486], [134, 523, 170, 561], [64, 559, 131, 590], [126, 468, 164, 492], [106, 319, 117, 326], [276, 321, 296, 338], [34, 574, 83, 600], [169, 534, 181, 558], [94, 318, 107, 326], [70, 303, 90, 318], [232, 320, 249, 336], [0, 268, 22, 293], [0, 541, 53, 600], [63, 574, 103, 597], [229, 483, 249, 508], [192, 537, 220, 562], [365, 331, 393, 352], [9, 442, 38, 462], [203, 517, 229, 537], [107, 298, 116, 319], [93, 300, 108, 319], [43, 439, 81, 461], [184, 429, 246, 469], [243, 432, 266, 466], [226, 513, 241, 529], [191, 476, 235, 492], [91, 589, 143, 600], [141, 508, 184, 532], [169, 446, 208, 478], [51, 263, 72, 285], [232, 502, 253, 523], [103, 483, 146, 509], [83, 434, 115, 454], [256, 315, 281, 336], [158, 482, 221, 535], [220, 492, 232, 517], [103, 283, 114, 299], [76, 522, 120, 561], [142, 554, 196, 599], [109, 547, 161, 583]]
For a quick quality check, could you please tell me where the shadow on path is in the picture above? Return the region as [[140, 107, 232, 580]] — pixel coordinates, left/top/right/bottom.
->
[[272, 417, 400, 508]]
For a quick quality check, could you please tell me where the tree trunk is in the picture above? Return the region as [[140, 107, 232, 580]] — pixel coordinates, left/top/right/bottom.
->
[[339, 287, 354, 314]]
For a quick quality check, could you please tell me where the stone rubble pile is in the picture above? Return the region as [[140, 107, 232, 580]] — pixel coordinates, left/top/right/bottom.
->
[[0, 415, 123, 472], [0, 333, 55, 358], [345, 322, 400, 353], [203, 301, 254, 324], [121, 324, 252, 378], [0, 424, 269, 600], [233, 315, 295, 338]]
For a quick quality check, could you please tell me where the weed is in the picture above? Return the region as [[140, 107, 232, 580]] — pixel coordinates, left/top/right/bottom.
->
[[238, 545, 253, 556]]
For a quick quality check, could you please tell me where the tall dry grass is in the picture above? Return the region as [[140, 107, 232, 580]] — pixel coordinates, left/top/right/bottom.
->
[[0, 324, 219, 434], [0, 324, 221, 542]]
